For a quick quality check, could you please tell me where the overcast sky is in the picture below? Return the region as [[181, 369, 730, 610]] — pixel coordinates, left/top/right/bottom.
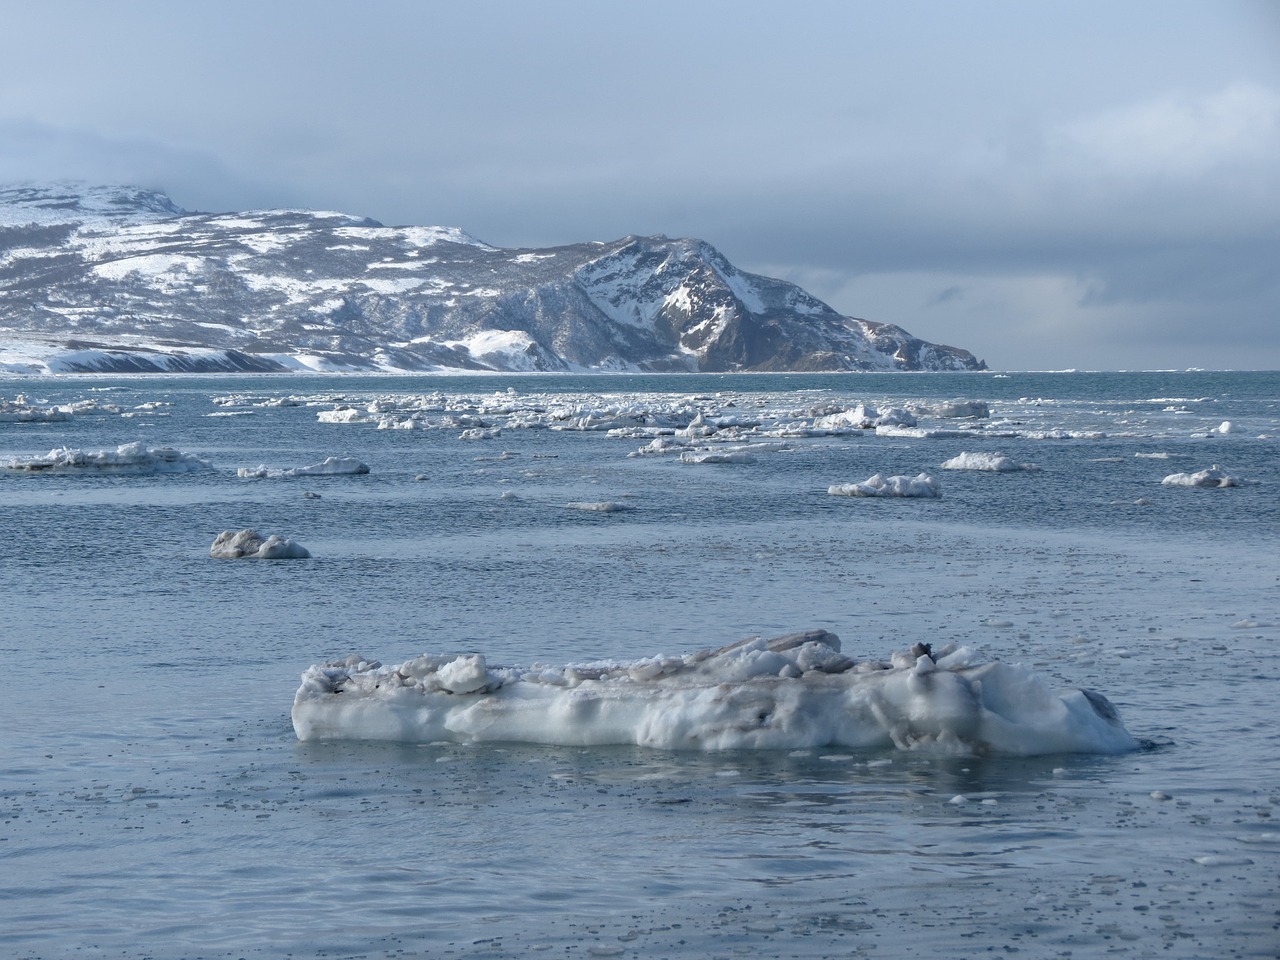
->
[[2, 0, 1277, 370]]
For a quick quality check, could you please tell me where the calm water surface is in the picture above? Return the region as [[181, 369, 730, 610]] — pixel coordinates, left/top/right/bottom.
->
[[2, 371, 1277, 959]]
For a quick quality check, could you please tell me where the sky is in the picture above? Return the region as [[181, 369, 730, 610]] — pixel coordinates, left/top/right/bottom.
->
[[1, 0, 1277, 371]]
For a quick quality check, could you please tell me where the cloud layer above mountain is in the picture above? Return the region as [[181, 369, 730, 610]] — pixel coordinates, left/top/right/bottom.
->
[[2, 0, 1277, 370]]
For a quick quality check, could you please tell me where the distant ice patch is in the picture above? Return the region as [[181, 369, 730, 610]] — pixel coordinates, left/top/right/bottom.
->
[[565, 500, 634, 513]]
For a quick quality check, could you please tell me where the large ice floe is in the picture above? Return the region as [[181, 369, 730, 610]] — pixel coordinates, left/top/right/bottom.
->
[[292, 630, 1138, 755], [0, 441, 212, 473], [210, 528, 311, 559]]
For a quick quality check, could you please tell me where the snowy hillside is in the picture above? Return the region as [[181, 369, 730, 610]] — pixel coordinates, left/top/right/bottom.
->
[[0, 183, 986, 374]]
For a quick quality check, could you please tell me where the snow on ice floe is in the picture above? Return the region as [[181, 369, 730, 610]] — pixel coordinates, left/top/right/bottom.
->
[[238, 456, 370, 479], [1, 441, 213, 473], [291, 630, 1139, 755], [1160, 465, 1256, 488], [941, 451, 1040, 472], [829, 473, 941, 498], [210, 529, 310, 559]]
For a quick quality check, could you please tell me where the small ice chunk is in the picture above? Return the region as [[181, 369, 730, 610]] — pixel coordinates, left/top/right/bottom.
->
[[289, 456, 370, 476], [565, 501, 634, 512], [941, 451, 1038, 472], [210, 529, 310, 559], [1161, 464, 1251, 488]]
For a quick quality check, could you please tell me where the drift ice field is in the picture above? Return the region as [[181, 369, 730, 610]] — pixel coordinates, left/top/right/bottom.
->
[[2, 369, 1277, 959]]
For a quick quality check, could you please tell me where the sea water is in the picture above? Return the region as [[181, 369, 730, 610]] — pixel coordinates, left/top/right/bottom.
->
[[1, 370, 1277, 959]]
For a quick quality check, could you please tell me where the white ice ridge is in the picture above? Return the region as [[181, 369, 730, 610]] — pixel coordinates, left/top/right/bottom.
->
[[291, 630, 1139, 756], [0, 441, 212, 473], [211, 528, 310, 559]]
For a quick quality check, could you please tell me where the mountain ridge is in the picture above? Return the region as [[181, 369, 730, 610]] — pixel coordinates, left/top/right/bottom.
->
[[0, 182, 986, 375]]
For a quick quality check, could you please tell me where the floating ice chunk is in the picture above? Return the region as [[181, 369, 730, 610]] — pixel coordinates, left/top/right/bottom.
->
[[941, 452, 1039, 472], [459, 427, 501, 440], [875, 425, 977, 439], [0, 395, 71, 422], [378, 416, 428, 430], [2, 441, 213, 473], [1216, 421, 1237, 434], [292, 456, 369, 476], [870, 406, 917, 428], [629, 437, 687, 457], [810, 409, 868, 432], [210, 528, 310, 559], [1192, 854, 1255, 867], [1161, 465, 1253, 488], [676, 413, 717, 438], [291, 630, 1139, 755], [316, 407, 371, 424], [680, 449, 756, 465], [829, 473, 941, 498], [907, 400, 991, 420], [239, 456, 370, 479], [811, 404, 916, 431]]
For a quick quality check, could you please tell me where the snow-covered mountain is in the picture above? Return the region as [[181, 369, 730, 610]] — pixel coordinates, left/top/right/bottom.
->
[[0, 183, 986, 374]]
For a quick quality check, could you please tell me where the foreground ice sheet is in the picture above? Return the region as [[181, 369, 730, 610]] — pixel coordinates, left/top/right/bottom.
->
[[292, 630, 1138, 755]]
